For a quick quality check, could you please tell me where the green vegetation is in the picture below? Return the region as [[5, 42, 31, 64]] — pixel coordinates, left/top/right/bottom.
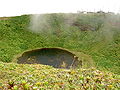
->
[[0, 63, 120, 89], [0, 13, 120, 89]]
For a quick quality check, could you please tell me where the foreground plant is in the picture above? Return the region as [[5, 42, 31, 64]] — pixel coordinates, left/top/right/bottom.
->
[[0, 63, 120, 90]]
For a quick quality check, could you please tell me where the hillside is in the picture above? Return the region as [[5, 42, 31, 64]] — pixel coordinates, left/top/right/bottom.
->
[[0, 13, 120, 89]]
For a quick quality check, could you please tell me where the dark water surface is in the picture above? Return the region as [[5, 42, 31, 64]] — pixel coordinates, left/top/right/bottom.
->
[[17, 48, 81, 69]]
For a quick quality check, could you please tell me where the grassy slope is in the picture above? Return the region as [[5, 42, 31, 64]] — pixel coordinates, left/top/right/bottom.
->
[[0, 13, 120, 89], [0, 14, 120, 73]]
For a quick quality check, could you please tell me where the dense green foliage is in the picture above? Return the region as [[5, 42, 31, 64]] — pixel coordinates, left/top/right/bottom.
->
[[0, 63, 120, 89]]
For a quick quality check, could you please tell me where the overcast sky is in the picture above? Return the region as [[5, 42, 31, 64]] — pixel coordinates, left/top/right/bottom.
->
[[0, 0, 120, 17]]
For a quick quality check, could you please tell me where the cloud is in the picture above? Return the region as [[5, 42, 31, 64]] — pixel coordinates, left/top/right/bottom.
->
[[0, 0, 120, 17]]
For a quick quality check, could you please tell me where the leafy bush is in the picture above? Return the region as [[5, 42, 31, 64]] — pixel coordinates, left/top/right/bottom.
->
[[0, 63, 120, 89]]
